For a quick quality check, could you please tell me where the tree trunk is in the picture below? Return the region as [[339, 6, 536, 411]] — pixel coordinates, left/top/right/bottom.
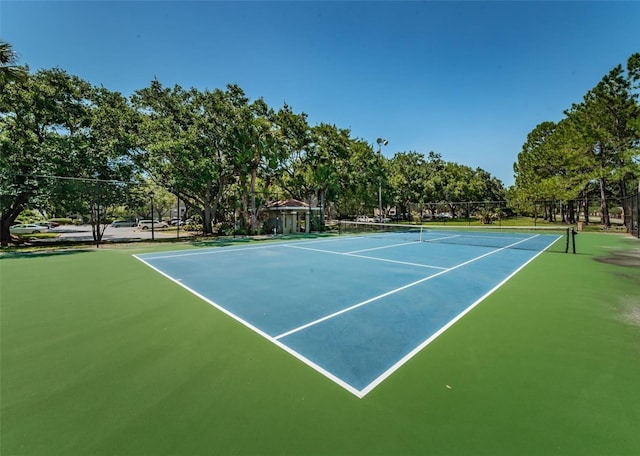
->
[[582, 194, 590, 225], [249, 166, 258, 233], [544, 203, 550, 222], [567, 200, 576, 224], [315, 189, 326, 226], [619, 177, 628, 201], [0, 193, 29, 247], [202, 204, 213, 234], [619, 179, 629, 229], [240, 191, 248, 230], [201, 180, 223, 235], [599, 177, 610, 227], [447, 202, 456, 218], [92, 182, 103, 246]]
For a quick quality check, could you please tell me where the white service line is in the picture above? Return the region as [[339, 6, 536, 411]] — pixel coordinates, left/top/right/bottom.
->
[[275, 234, 540, 340], [283, 243, 446, 270], [422, 234, 463, 242], [136, 234, 361, 261], [346, 240, 419, 254], [139, 243, 281, 260]]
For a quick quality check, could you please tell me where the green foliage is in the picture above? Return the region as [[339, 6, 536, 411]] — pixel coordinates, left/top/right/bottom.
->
[[49, 217, 73, 225], [132, 81, 291, 234], [512, 53, 640, 227], [13, 46, 638, 245], [0, 67, 142, 245], [478, 208, 497, 224], [385, 151, 505, 219], [0, 40, 26, 87], [14, 209, 39, 224]]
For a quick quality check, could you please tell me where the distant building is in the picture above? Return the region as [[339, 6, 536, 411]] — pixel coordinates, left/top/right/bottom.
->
[[264, 199, 321, 234]]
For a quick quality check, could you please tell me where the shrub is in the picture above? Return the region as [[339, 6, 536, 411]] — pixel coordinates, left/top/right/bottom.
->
[[49, 218, 73, 225]]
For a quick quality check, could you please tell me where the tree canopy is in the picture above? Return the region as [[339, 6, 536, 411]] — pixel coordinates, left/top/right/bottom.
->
[[3, 41, 638, 245], [512, 53, 640, 226]]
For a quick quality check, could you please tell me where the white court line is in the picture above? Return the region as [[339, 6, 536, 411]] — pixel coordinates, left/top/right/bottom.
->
[[135, 234, 368, 261], [422, 234, 463, 242], [425, 232, 533, 242], [139, 243, 282, 260], [275, 234, 541, 341], [283, 243, 446, 270], [346, 240, 418, 254]]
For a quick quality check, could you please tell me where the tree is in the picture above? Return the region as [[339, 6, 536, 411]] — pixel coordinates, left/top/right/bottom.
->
[[512, 54, 640, 227], [279, 122, 352, 223], [1, 68, 92, 245], [62, 86, 142, 243], [334, 139, 381, 218], [0, 68, 142, 245], [233, 96, 286, 232], [513, 121, 558, 202], [133, 81, 244, 234], [388, 152, 428, 219], [440, 162, 475, 217], [565, 62, 640, 226], [419, 151, 446, 217], [308, 124, 353, 224], [274, 104, 312, 201], [0, 41, 26, 88]]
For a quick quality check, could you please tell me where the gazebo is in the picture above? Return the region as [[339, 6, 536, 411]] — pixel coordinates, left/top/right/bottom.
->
[[264, 199, 321, 234]]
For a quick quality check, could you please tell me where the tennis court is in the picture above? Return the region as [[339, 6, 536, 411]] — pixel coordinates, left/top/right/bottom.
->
[[3, 231, 639, 455], [134, 226, 562, 397]]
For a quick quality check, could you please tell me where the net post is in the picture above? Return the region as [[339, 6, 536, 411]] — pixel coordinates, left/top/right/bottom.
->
[[571, 227, 577, 254], [564, 227, 569, 253]]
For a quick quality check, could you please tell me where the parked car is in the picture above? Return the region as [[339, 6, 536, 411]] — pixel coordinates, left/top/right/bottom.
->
[[137, 220, 169, 229], [355, 216, 375, 222], [110, 220, 137, 228], [10, 223, 48, 234]]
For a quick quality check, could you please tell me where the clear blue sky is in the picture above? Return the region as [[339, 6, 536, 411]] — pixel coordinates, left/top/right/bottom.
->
[[2, 1, 639, 186]]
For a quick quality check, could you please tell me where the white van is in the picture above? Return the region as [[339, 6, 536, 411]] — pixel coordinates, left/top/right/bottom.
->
[[137, 220, 169, 229], [110, 220, 137, 228]]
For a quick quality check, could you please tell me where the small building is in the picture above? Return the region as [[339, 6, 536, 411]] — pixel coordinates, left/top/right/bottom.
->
[[264, 199, 321, 234]]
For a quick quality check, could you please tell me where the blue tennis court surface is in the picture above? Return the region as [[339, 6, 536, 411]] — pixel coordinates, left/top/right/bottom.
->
[[134, 230, 560, 397]]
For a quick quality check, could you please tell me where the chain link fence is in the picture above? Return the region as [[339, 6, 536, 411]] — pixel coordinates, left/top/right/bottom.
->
[[5, 173, 639, 246], [622, 191, 639, 238]]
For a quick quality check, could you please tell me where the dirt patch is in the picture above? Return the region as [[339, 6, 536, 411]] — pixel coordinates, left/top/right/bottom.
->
[[595, 249, 640, 267]]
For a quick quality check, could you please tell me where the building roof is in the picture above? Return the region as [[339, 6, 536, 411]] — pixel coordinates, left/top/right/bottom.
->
[[267, 199, 310, 209]]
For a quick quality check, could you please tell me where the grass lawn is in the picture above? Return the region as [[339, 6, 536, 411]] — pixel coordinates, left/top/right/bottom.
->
[[1, 233, 639, 455]]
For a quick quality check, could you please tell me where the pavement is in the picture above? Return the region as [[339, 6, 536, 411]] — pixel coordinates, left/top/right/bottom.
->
[[47, 224, 189, 243]]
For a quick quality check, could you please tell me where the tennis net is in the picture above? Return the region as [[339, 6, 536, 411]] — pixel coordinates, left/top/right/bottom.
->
[[338, 221, 573, 253]]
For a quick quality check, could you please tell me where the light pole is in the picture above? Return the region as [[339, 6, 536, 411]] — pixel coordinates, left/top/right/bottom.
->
[[149, 190, 155, 241], [376, 138, 388, 222]]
